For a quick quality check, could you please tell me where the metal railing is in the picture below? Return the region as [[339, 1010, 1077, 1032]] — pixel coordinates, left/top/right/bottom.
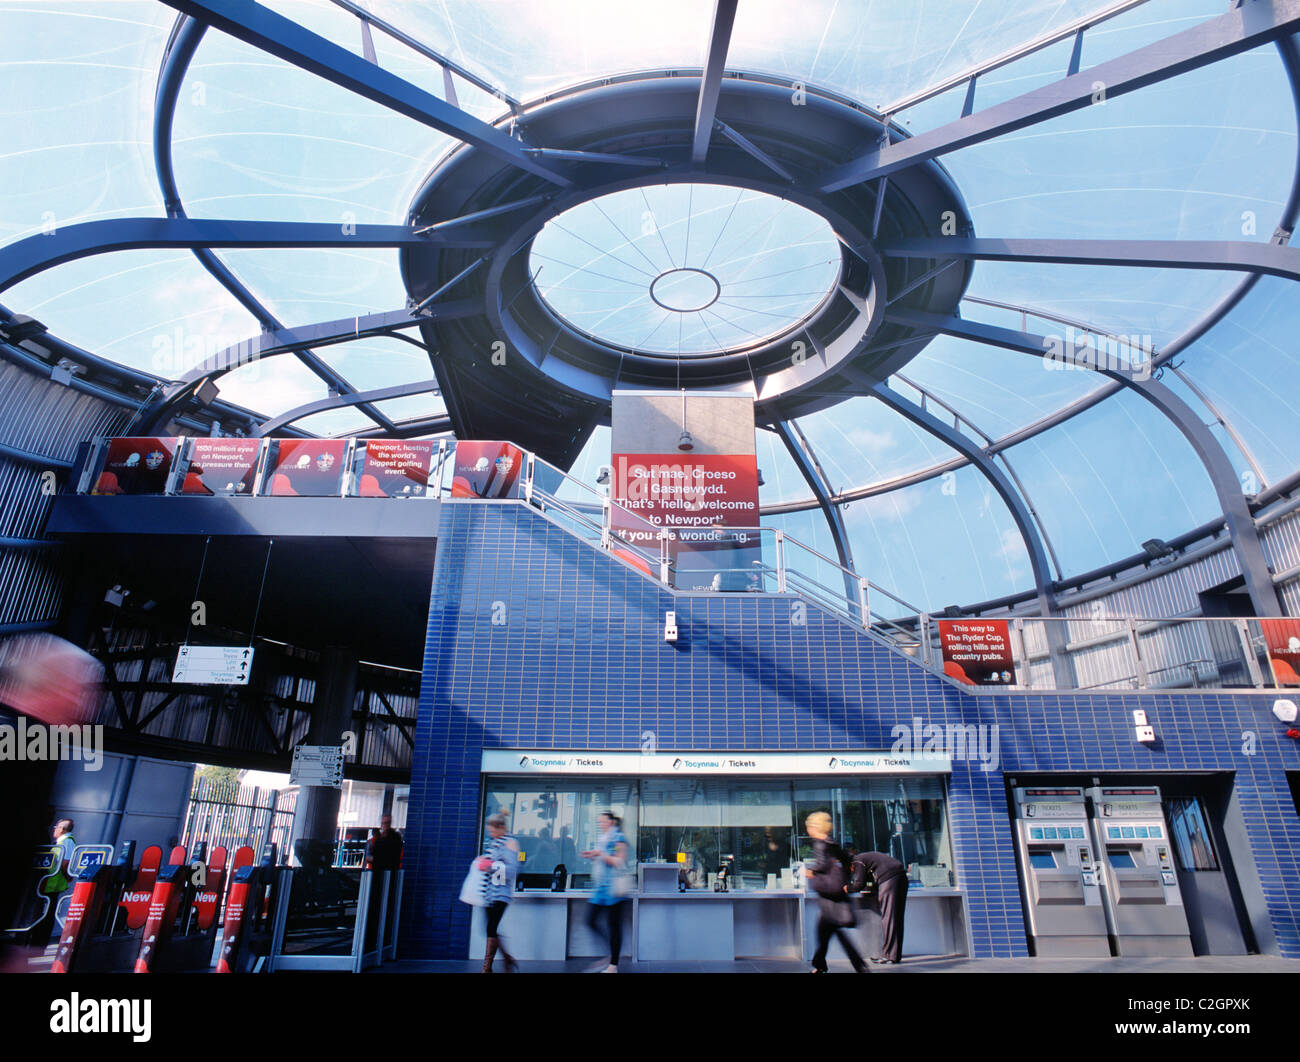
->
[[85, 435, 1300, 693]]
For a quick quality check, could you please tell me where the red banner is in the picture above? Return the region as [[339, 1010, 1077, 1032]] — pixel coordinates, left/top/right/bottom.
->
[[611, 453, 759, 538], [93, 438, 179, 495], [192, 846, 228, 931], [938, 619, 1016, 686], [357, 440, 434, 497], [450, 441, 524, 498], [265, 439, 347, 497], [611, 453, 761, 589], [181, 438, 260, 495], [119, 845, 162, 930], [1262, 618, 1300, 686]]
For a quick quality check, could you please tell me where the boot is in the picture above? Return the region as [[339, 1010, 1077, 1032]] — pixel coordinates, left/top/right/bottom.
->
[[498, 939, 519, 973], [482, 937, 498, 973]]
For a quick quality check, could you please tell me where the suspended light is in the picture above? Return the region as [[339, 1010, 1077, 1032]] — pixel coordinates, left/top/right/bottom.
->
[[678, 430, 695, 452]]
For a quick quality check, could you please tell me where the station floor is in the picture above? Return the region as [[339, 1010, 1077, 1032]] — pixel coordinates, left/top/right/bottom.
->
[[380, 954, 1299, 973]]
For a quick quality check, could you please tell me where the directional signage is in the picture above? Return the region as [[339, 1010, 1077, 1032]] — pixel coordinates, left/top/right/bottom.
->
[[172, 645, 254, 685], [291, 744, 345, 788]]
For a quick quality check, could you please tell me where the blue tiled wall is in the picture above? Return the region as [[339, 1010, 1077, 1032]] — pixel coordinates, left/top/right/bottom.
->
[[401, 502, 1300, 960]]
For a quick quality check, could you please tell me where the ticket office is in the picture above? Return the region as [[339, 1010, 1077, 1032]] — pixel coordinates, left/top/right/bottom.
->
[[475, 759, 965, 961]]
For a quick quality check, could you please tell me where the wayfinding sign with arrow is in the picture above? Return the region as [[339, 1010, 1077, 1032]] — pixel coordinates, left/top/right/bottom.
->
[[172, 645, 254, 685]]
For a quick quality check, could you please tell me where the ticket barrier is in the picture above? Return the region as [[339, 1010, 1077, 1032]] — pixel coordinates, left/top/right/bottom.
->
[[1012, 787, 1109, 957], [1085, 786, 1193, 957], [134, 841, 231, 973], [216, 844, 282, 973], [51, 841, 143, 972]]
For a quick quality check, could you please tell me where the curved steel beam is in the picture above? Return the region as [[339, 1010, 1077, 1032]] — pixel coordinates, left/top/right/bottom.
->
[[891, 308, 1283, 616], [158, 0, 571, 186], [863, 377, 1059, 615], [892, 372, 1064, 581], [0, 217, 449, 295], [819, 0, 1300, 192], [257, 379, 441, 436], [880, 237, 1300, 282], [177, 303, 476, 385], [152, 17, 396, 434], [773, 419, 856, 574]]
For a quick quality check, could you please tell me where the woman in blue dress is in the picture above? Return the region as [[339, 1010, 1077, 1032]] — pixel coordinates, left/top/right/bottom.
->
[[581, 811, 629, 972]]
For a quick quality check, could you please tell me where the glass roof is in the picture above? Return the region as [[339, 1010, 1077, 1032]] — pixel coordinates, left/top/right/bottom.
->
[[3, 0, 1298, 612], [532, 185, 841, 356]]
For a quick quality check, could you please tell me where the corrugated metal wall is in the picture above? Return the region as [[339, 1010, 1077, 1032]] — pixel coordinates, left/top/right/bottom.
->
[[0, 360, 130, 629]]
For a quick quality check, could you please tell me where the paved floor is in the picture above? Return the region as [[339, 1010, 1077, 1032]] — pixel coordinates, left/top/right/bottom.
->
[[379, 953, 1300, 974]]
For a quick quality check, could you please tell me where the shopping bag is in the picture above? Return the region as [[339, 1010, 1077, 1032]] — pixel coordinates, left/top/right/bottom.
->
[[459, 862, 487, 906]]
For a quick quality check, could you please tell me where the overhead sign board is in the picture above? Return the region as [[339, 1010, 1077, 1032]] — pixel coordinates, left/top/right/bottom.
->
[[481, 748, 950, 776], [291, 744, 345, 788], [172, 645, 254, 685]]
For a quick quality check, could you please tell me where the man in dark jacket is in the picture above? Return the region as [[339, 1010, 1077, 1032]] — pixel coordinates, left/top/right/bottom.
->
[[803, 812, 867, 974], [850, 850, 908, 964]]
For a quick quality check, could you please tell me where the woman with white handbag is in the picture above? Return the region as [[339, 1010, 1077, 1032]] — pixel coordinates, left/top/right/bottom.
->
[[465, 813, 521, 972], [580, 811, 631, 972]]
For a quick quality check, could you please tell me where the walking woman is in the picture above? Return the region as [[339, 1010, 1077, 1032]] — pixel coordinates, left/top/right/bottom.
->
[[479, 813, 520, 972], [803, 811, 868, 974], [581, 811, 630, 972]]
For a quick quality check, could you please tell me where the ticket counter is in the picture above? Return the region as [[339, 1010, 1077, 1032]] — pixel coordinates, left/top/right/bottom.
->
[[472, 748, 967, 961]]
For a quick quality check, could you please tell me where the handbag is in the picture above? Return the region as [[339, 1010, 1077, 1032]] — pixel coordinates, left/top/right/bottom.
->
[[612, 869, 633, 898], [459, 861, 487, 907]]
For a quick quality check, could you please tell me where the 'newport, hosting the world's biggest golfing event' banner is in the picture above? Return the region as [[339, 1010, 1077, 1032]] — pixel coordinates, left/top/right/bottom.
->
[[610, 392, 761, 590]]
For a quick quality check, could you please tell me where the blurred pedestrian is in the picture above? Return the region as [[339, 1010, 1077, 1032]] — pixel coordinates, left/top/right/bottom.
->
[[581, 811, 629, 972], [0, 634, 100, 971], [478, 813, 519, 972], [803, 811, 867, 974]]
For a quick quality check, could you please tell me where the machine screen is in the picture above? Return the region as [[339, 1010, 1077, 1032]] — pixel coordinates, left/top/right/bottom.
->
[[1108, 850, 1136, 868], [1029, 851, 1057, 869]]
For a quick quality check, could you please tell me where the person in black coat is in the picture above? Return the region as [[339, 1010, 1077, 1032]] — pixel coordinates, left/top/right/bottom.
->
[[802, 812, 867, 974], [849, 850, 909, 964]]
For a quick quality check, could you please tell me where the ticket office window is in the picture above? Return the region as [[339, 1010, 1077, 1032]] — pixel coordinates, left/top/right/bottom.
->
[[638, 779, 793, 889], [795, 777, 954, 886], [482, 780, 638, 879]]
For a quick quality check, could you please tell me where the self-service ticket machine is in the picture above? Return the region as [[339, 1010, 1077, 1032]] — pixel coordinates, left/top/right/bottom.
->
[[1085, 786, 1193, 957], [1012, 786, 1109, 957]]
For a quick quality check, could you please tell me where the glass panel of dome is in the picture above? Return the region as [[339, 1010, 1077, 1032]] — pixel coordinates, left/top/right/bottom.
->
[[838, 464, 1030, 613], [786, 399, 960, 491], [216, 353, 328, 419], [364, 0, 713, 102], [943, 51, 1295, 244], [4, 251, 256, 378], [314, 338, 437, 393], [895, 333, 1101, 440], [172, 30, 455, 226], [1076, 0, 1223, 66], [292, 406, 376, 438], [999, 388, 1222, 574], [217, 248, 409, 326], [0, 3, 171, 243], [961, 261, 1241, 352], [531, 185, 840, 357], [1163, 277, 1300, 485], [371, 395, 446, 423], [755, 427, 826, 508], [728, 0, 1104, 114]]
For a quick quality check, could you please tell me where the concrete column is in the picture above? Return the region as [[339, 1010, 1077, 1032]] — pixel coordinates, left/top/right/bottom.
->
[[289, 647, 357, 867]]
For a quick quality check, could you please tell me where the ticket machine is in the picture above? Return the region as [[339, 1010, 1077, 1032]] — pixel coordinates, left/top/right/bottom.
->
[[1011, 786, 1109, 956], [1085, 785, 1192, 957]]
